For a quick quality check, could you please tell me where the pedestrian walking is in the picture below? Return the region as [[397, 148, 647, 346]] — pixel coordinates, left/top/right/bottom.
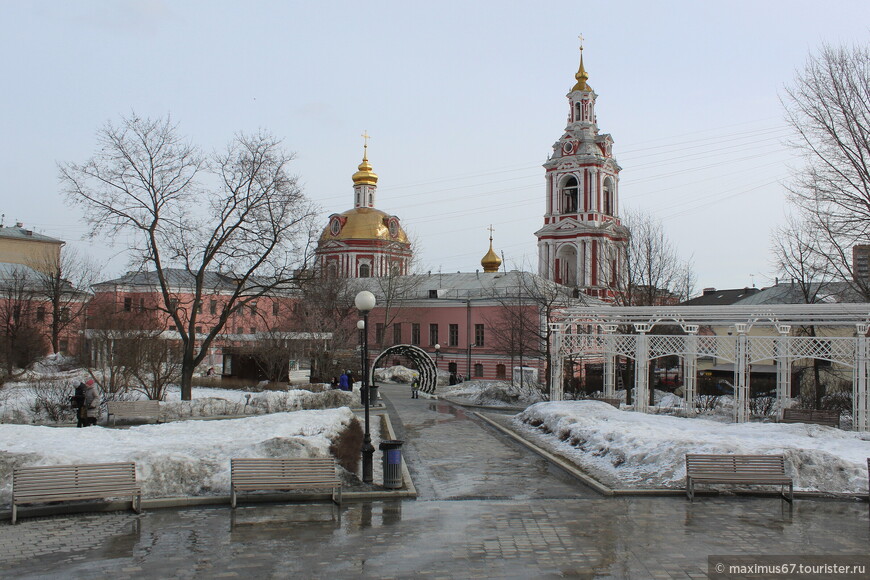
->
[[411, 378, 419, 399], [339, 372, 350, 391]]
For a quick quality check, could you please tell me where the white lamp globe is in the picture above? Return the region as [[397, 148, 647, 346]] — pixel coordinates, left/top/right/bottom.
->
[[354, 290, 376, 313]]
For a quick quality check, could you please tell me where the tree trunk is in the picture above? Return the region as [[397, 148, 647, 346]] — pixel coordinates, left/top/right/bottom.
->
[[180, 347, 196, 400]]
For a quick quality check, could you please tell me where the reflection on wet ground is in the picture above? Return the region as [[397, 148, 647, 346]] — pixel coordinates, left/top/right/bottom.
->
[[1, 383, 868, 579]]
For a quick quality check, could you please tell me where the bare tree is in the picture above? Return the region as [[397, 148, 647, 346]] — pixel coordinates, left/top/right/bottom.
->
[[0, 266, 45, 378], [61, 114, 317, 399], [782, 42, 870, 297], [291, 273, 360, 382], [771, 215, 836, 409], [30, 247, 96, 355], [616, 209, 691, 306]]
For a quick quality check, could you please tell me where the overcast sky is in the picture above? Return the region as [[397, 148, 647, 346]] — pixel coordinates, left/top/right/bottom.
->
[[2, 1, 868, 292]]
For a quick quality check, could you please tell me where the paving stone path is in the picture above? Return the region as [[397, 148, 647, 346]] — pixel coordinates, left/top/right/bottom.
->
[[1, 382, 868, 579]]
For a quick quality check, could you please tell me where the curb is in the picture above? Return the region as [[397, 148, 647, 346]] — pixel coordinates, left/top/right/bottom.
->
[[473, 412, 870, 502]]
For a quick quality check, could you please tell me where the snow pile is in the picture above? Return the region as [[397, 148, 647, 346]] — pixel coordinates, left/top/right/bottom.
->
[[0, 408, 357, 503], [515, 401, 870, 494], [442, 380, 544, 407], [374, 366, 417, 383]]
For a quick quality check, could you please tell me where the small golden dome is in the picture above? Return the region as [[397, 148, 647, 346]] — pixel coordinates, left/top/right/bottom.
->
[[571, 49, 592, 92], [481, 238, 502, 273], [319, 208, 409, 244], [352, 145, 378, 186]]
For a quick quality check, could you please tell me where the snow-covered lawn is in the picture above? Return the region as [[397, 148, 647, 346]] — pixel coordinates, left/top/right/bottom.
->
[[0, 409, 358, 505], [515, 401, 870, 495]]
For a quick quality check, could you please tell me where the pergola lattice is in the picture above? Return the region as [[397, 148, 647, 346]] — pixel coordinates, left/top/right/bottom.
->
[[549, 304, 870, 431]]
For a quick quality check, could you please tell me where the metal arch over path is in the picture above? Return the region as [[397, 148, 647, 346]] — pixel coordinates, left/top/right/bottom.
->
[[549, 304, 870, 431], [371, 345, 438, 394]]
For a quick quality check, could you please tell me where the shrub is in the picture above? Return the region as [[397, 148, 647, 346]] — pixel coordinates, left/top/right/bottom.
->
[[329, 416, 363, 473], [29, 379, 77, 423]]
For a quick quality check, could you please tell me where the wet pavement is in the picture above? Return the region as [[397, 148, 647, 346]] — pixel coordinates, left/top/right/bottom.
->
[[1, 383, 868, 579]]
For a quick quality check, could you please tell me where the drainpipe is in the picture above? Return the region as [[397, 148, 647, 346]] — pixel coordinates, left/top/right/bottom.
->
[[466, 299, 472, 379]]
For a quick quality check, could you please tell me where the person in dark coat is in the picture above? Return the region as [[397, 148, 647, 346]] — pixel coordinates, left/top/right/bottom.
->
[[339, 372, 350, 391], [72, 380, 88, 427]]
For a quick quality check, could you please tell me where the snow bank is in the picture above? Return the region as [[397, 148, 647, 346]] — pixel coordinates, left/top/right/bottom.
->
[[0, 408, 357, 503], [374, 365, 417, 383], [442, 380, 544, 407], [515, 401, 870, 494]]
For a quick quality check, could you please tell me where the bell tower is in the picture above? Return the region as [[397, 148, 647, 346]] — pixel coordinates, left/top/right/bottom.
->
[[534, 41, 629, 301]]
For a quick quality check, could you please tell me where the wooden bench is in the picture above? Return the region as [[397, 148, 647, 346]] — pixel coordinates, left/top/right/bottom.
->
[[106, 400, 161, 426], [12, 462, 142, 524], [781, 408, 840, 428], [597, 397, 621, 408], [230, 458, 342, 508], [685, 454, 793, 503]]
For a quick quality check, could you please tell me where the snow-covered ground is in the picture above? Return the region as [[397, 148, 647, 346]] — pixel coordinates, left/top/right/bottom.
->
[[440, 380, 545, 407], [515, 401, 870, 495], [0, 409, 360, 505]]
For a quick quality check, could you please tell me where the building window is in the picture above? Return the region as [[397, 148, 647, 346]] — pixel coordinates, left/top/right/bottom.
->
[[474, 363, 484, 377], [272, 302, 279, 316], [496, 364, 506, 379], [429, 323, 439, 346], [475, 324, 485, 347], [195, 326, 202, 334], [36, 306, 45, 322], [60, 308, 70, 323], [236, 327, 243, 334], [359, 263, 371, 278], [249, 303, 257, 317], [376, 323, 385, 344], [411, 323, 420, 345], [196, 302, 202, 314], [449, 324, 459, 347], [139, 298, 145, 312], [59, 339, 68, 353], [250, 327, 256, 335], [562, 176, 579, 213], [210, 300, 217, 315], [393, 323, 402, 345], [169, 298, 178, 313], [124, 297, 132, 312]]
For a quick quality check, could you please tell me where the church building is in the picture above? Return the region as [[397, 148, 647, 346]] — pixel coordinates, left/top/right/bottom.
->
[[535, 46, 629, 301], [315, 140, 412, 278]]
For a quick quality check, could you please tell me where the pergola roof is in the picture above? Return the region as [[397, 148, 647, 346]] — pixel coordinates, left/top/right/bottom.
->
[[558, 303, 870, 328]]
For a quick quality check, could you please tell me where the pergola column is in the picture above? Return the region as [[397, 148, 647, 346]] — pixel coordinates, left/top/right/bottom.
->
[[734, 323, 750, 423], [683, 325, 699, 416], [549, 322, 564, 402], [775, 324, 791, 419], [634, 323, 652, 414], [855, 324, 869, 432], [602, 324, 618, 397]]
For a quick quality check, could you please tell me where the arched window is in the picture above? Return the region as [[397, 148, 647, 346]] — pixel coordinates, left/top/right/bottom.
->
[[561, 177, 579, 213], [603, 177, 614, 216], [474, 363, 484, 377], [359, 263, 371, 278], [574, 103, 581, 122], [326, 262, 338, 278], [495, 364, 506, 379]]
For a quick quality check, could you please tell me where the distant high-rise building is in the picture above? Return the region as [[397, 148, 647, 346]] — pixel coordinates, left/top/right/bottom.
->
[[535, 43, 629, 301], [852, 244, 870, 282]]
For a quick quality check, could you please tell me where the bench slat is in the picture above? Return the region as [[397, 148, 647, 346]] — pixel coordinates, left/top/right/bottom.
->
[[230, 458, 341, 508], [685, 454, 793, 503]]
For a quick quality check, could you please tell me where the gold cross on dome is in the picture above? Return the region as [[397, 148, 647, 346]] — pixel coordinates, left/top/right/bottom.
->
[[578, 33, 584, 51], [487, 224, 495, 240], [361, 130, 371, 148]]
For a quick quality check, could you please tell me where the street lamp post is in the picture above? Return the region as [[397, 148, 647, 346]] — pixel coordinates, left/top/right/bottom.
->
[[357, 319, 366, 405], [434, 343, 441, 367], [354, 290, 376, 484]]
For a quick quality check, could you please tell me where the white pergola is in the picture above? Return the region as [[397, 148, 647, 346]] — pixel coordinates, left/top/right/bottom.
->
[[549, 304, 870, 431]]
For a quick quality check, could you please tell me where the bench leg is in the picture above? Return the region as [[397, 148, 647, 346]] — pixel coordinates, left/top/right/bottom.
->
[[783, 483, 794, 504], [133, 493, 142, 514], [231, 489, 237, 509], [687, 478, 694, 502], [11, 504, 16, 525]]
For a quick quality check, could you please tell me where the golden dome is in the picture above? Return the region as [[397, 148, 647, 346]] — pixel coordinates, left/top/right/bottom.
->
[[319, 207, 409, 244], [481, 238, 502, 273], [571, 49, 592, 92], [352, 145, 378, 186]]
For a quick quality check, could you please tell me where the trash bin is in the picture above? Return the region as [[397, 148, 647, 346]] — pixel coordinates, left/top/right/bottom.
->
[[379, 440, 404, 489], [369, 385, 379, 405]]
